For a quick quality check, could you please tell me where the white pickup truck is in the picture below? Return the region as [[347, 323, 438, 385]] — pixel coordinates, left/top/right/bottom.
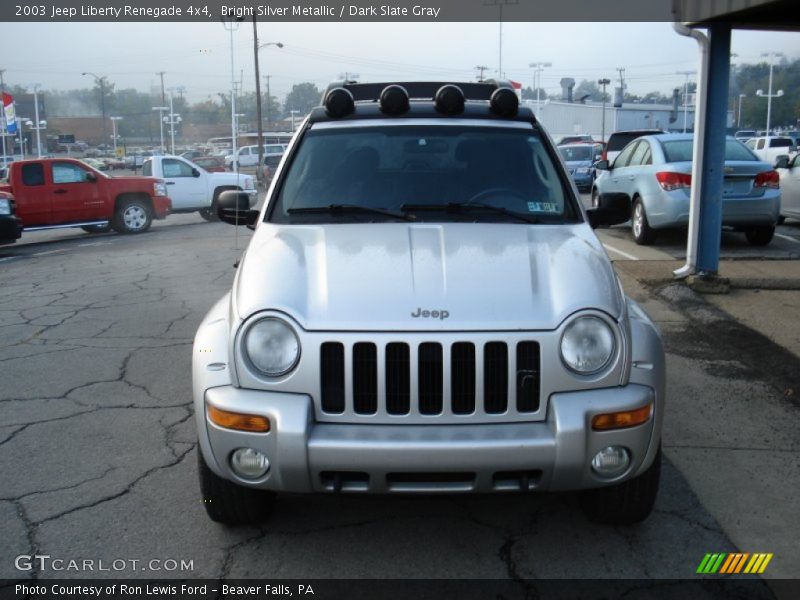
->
[[142, 155, 257, 220]]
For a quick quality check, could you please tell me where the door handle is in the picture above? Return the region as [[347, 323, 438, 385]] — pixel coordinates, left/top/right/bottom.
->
[[54, 189, 67, 194], [166, 182, 176, 185]]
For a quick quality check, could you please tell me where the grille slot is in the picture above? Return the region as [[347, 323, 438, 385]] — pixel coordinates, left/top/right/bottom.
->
[[451, 342, 476, 414], [483, 342, 508, 414], [516, 342, 541, 412], [352, 342, 377, 414], [385, 342, 410, 415], [418, 342, 443, 415], [318, 338, 541, 421], [320, 342, 345, 413]]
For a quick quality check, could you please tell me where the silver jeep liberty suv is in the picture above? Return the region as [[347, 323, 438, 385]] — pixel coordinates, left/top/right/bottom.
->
[[193, 80, 665, 526]]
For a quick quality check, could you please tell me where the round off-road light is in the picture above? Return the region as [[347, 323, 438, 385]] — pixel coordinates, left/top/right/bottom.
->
[[490, 88, 519, 117], [380, 84, 410, 115], [324, 87, 355, 118], [230, 448, 270, 480], [434, 84, 465, 115], [591, 446, 630, 478]]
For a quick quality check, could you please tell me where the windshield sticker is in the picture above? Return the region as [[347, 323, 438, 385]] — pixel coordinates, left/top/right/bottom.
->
[[528, 202, 559, 213]]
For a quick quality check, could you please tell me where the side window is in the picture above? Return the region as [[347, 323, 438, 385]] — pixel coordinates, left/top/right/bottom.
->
[[142, 161, 152, 177], [53, 163, 90, 184], [614, 141, 640, 168], [745, 139, 757, 149], [756, 139, 765, 150], [21, 163, 45, 186], [641, 147, 652, 165], [771, 138, 792, 148], [241, 147, 251, 156], [629, 142, 649, 167], [162, 159, 194, 178]]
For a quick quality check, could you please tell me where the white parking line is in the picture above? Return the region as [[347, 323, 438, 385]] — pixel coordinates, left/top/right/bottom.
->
[[775, 233, 800, 245], [603, 244, 640, 261], [0, 256, 20, 263], [31, 249, 67, 256]]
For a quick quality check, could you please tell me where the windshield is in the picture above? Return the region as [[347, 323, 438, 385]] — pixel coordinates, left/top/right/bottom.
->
[[558, 145, 593, 162], [661, 139, 759, 163], [270, 125, 575, 224]]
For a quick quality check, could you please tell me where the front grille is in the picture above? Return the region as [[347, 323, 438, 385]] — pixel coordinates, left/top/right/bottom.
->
[[319, 340, 540, 419]]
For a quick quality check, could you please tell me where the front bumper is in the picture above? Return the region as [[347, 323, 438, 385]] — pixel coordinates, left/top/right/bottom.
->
[[199, 383, 658, 493]]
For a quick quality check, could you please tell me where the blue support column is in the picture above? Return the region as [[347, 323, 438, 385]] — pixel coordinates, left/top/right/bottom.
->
[[695, 24, 731, 274]]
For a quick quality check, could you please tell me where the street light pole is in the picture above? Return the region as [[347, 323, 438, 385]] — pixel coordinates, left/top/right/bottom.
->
[[290, 110, 300, 131], [757, 52, 784, 138], [110, 116, 122, 155], [151, 106, 167, 153], [255, 40, 283, 185], [32, 84, 42, 157], [598, 78, 610, 143], [168, 90, 176, 154], [529, 62, 552, 120], [676, 70, 695, 133], [737, 94, 745, 128], [222, 18, 241, 174]]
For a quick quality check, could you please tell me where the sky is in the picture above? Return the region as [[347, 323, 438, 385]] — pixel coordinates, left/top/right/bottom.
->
[[1, 22, 798, 104]]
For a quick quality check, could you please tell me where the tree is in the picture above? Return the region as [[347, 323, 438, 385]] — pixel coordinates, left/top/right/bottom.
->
[[283, 83, 322, 118]]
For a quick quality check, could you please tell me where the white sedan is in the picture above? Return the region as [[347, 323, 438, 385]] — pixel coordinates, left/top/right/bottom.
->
[[777, 153, 800, 221]]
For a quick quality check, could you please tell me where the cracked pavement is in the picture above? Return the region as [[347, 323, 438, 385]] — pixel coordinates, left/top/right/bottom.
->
[[0, 215, 795, 595]]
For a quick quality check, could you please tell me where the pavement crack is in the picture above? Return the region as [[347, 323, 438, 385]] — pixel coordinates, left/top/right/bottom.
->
[[34, 443, 195, 527]]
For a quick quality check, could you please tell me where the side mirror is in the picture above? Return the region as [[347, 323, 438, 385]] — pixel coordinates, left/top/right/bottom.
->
[[594, 159, 610, 171], [85, 172, 97, 182], [192, 168, 201, 177], [217, 190, 259, 228], [586, 192, 630, 229], [774, 155, 790, 169]]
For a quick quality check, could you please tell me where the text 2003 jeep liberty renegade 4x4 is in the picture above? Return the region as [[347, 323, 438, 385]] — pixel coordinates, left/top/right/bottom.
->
[[193, 81, 665, 526]]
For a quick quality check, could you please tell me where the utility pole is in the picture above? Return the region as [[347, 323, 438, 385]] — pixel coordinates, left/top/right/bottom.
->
[[529, 62, 552, 119], [676, 70, 695, 133], [156, 71, 166, 106], [483, 0, 518, 78], [474, 65, 489, 82], [598, 78, 611, 142], [82, 72, 108, 148], [737, 93, 745, 128]]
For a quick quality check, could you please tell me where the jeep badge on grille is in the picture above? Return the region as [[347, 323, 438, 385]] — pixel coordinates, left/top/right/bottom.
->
[[411, 308, 450, 320]]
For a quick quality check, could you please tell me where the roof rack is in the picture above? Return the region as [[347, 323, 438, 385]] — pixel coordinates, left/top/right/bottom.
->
[[322, 80, 515, 103]]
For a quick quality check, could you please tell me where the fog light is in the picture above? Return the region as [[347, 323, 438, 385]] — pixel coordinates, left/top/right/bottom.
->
[[591, 446, 630, 478], [230, 448, 270, 480]]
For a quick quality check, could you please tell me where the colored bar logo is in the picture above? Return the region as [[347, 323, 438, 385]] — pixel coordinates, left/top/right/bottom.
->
[[697, 553, 773, 574]]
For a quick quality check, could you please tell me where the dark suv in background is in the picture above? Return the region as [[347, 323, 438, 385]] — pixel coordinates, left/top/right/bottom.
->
[[604, 129, 665, 163]]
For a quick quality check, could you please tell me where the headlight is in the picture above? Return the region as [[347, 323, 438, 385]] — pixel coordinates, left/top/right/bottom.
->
[[243, 177, 255, 190], [243, 317, 300, 376], [0, 198, 10, 215], [576, 167, 591, 174], [560, 315, 616, 374], [154, 181, 168, 197]]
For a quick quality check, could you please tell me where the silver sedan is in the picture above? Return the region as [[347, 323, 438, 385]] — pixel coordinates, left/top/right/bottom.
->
[[592, 133, 781, 246]]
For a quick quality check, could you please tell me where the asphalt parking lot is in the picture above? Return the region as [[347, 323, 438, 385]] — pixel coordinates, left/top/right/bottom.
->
[[0, 213, 798, 596]]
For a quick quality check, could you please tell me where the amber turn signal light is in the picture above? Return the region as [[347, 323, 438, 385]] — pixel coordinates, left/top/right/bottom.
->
[[207, 404, 270, 433], [592, 404, 652, 431]]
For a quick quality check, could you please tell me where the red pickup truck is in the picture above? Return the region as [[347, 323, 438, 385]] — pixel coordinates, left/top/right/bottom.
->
[[0, 158, 171, 235]]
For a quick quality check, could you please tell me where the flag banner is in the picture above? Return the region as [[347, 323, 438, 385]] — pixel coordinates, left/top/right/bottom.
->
[[3, 92, 17, 134]]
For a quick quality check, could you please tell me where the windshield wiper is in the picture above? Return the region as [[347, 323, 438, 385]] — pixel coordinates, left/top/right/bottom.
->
[[287, 204, 416, 221], [401, 202, 542, 224]]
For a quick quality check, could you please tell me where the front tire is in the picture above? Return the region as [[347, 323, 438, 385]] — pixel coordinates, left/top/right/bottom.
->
[[581, 446, 661, 525], [590, 187, 600, 208], [197, 450, 275, 526], [745, 225, 774, 246], [631, 198, 657, 245], [112, 198, 152, 234]]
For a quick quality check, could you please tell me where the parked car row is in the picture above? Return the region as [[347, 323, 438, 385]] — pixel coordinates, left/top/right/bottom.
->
[[0, 154, 259, 245], [590, 133, 782, 246]]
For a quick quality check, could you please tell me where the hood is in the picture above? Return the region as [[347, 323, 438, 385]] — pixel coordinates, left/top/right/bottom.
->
[[234, 223, 622, 332], [564, 160, 594, 169]]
